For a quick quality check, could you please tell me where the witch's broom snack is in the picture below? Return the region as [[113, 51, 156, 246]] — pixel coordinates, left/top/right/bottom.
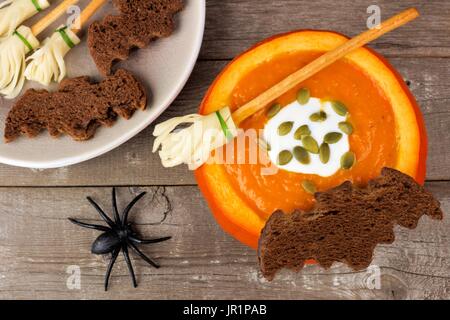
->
[[0, 0, 80, 99], [0, 0, 50, 39], [152, 8, 419, 170], [87, 0, 184, 76], [258, 168, 443, 280], [25, 0, 108, 86]]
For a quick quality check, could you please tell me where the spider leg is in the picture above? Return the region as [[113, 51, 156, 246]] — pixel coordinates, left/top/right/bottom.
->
[[128, 241, 160, 269], [87, 196, 116, 228], [112, 188, 121, 224], [121, 192, 146, 226], [68, 218, 110, 232], [129, 235, 171, 245], [104, 247, 120, 291], [122, 244, 138, 288]]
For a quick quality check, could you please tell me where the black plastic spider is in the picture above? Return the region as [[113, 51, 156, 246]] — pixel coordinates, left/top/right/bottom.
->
[[69, 188, 171, 291]]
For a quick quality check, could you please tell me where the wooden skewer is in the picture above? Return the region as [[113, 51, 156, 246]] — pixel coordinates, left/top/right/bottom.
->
[[71, 0, 107, 33], [31, 0, 80, 36], [231, 8, 420, 126], [153, 8, 420, 169], [30, 0, 106, 35]]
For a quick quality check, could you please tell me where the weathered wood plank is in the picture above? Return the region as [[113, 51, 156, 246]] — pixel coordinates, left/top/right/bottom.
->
[[0, 182, 448, 299], [0, 56, 448, 186], [201, 0, 450, 60], [0, 0, 448, 302]]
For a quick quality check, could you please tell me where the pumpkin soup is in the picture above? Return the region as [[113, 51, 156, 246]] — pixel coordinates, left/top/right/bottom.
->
[[224, 50, 397, 217], [196, 30, 427, 249]]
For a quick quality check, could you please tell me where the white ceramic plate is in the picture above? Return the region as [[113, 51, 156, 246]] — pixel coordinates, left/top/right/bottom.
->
[[0, 0, 205, 168]]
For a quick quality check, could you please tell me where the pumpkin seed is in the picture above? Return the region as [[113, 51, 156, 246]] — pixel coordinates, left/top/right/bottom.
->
[[297, 88, 310, 105], [309, 111, 327, 122], [277, 150, 293, 165], [341, 151, 356, 170], [338, 121, 353, 135], [267, 103, 281, 118], [324, 132, 343, 144], [277, 121, 293, 136], [293, 146, 310, 164], [294, 125, 311, 140], [319, 143, 330, 164], [302, 180, 317, 194], [302, 135, 319, 154], [331, 101, 348, 116], [259, 138, 271, 151]]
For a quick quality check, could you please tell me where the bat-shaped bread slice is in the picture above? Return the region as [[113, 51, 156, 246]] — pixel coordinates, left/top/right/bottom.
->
[[5, 69, 146, 142], [88, 0, 184, 75], [258, 168, 443, 280]]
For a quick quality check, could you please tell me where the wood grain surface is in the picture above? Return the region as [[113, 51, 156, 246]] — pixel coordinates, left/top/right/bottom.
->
[[0, 184, 448, 300], [0, 0, 449, 300]]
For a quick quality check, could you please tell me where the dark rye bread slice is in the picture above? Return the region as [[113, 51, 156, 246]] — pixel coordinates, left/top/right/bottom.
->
[[88, 0, 184, 75], [4, 69, 147, 142], [258, 168, 443, 280]]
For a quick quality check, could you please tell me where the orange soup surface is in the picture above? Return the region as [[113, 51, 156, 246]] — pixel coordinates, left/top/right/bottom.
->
[[221, 51, 397, 219]]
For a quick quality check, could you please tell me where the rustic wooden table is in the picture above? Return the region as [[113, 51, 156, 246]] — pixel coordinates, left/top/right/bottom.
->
[[0, 0, 449, 300]]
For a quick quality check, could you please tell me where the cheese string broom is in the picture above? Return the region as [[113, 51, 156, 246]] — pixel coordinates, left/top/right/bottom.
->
[[0, 0, 51, 39], [0, 0, 79, 99], [153, 8, 420, 170], [25, 0, 108, 86]]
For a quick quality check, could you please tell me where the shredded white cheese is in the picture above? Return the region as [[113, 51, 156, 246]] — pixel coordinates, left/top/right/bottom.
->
[[25, 27, 80, 85], [153, 107, 238, 170], [0, 25, 39, 99], [0, 0, 50, 39]]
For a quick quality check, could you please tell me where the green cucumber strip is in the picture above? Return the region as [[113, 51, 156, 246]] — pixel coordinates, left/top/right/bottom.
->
[[13, 30, 33, 52], [216, 111, 234, 141], [56, 27, 76, 49], [31, 0, 42, 12]]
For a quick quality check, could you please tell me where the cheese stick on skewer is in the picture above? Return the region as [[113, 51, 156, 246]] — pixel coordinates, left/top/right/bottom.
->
[[25, 0, 107, 86], [0, 0, 79, 99], [153, 8, 420, 170], [0, 0, 50, 39], [24, 26, 80, 85]]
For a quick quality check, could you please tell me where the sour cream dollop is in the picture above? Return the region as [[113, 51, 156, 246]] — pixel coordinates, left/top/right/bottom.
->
[[263, 98, 350, 177]]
